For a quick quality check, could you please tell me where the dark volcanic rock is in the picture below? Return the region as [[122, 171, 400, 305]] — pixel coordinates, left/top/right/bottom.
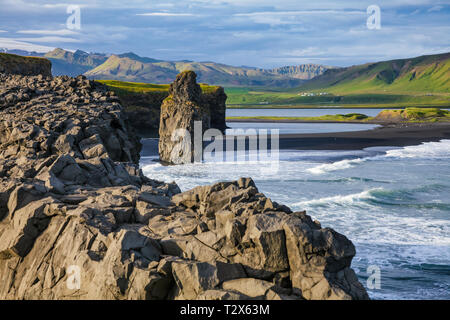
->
[[159, 71, 211, 164], [204, 86, 227, 132], [120, 91, 168, 137], [169, 71, 202, 104], [0, 71, 368, 300]]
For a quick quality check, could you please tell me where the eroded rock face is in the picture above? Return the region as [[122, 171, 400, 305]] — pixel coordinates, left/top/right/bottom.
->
[[204, 86, 227, 132], [0, 72, 368, 300], [158, 71, 227, 164], [170, 178, 369, 300]]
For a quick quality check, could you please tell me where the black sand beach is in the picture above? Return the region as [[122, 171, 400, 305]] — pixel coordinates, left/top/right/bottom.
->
[[275, 122, 450, 150], [141, 122, 450, 157]]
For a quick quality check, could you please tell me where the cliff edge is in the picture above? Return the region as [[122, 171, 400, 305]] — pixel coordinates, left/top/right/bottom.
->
[[0, 53, 52, 77]]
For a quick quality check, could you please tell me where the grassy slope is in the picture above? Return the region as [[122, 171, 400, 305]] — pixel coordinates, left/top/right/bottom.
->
[[0, 52, 49, 64], [225, 87, 448, 108], [99, 79, 218, 94], [302, 53, 450, 93], [226, 53, 450, 108]]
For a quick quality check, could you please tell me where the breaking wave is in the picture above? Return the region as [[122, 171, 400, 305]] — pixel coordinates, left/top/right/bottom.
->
[[307, 139, 450, 175]]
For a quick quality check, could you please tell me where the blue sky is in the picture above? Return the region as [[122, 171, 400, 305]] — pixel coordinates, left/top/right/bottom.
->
[[0, 0, 449, 68]]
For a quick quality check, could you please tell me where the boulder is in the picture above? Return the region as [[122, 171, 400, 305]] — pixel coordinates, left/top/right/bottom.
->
[[171, 260, 219, 299]]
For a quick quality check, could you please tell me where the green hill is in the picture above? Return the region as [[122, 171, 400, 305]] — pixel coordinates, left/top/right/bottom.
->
[[300, 52, 450, 94], [226, 53, 450, 108]]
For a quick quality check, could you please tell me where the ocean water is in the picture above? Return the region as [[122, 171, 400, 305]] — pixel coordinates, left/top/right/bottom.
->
[[227, 108, 387, 117], [227, 108, 450, 118], [140, 135, 450, 300], [226, 122, 380, 134]]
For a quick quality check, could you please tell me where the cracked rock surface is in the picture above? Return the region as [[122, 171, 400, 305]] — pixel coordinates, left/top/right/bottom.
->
[[0, 71, 368, 300]]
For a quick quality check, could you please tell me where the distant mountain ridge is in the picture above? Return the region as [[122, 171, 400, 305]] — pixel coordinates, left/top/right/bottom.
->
[[43, 48, 108, 77], [85, 54, 332, 87], [267, 64, 334, 80], [1, 48, 333, 87]]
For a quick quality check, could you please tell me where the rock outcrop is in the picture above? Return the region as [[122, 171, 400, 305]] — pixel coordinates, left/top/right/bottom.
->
[[203, 86, 227, 132], [0, 53, 52, 77], [0, 70, 368, 300], [103, 77, 227, 137], [159, 71, 227, 164], [119, 90, 168, 137]]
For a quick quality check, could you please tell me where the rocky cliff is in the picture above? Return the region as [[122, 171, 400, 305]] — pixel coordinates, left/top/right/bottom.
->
[[0, 70, 368, 300], [0, 53, 52, 77]]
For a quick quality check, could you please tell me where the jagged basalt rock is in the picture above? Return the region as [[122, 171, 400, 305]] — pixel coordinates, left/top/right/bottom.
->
[[0, 70, 368, 300], [158, 71, 227, 164]]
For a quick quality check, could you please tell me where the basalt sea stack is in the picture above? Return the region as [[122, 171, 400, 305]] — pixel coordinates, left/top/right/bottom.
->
[[158, 71, 226, 164]]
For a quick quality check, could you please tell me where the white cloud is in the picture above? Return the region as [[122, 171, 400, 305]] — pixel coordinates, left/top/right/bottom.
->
[[17, 29, 79, 36], [233, 10, 365, 25], [428, 5, 444, 12], [234, 10, 365, 17], [15, 36, 81, 43], [0, 37, 54, 52], [136, 12, 197, 17]]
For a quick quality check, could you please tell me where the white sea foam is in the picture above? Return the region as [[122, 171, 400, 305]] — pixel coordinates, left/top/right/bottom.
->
[[306, 158, 365, 174], [385, 139, 450, 159], [293, 187, 450, 247], [306, 139, 450, 175], [293, 188, 380, 206]]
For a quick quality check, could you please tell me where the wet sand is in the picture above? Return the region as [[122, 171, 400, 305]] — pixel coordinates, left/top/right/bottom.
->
[[276, 122, 450, 150], [141, 122, 450, 156]]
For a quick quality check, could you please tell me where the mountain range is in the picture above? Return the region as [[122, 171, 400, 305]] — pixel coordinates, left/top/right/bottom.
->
[[1, 48, 332, 87], [2, 47, 448, 94]]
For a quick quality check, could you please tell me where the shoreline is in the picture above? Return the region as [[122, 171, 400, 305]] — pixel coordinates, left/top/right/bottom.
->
[[276, 122, 450, 150], [227, 118, 383, 124], [140, 122, 450, 154], [226, 104, 450, 109]]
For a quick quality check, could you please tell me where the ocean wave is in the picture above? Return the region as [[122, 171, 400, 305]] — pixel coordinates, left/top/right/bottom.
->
[[306, 158, 366, 174], [293, 188, 380, 207], [294, 185, 450, 210], [306, 139, 450, 175], [385, 139, 450, 159]]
